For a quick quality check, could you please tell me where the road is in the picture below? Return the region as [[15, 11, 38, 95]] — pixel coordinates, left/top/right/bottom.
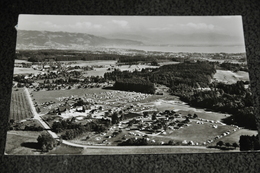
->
[[22, 87, 238, 154], [24, 87, 59, 139]]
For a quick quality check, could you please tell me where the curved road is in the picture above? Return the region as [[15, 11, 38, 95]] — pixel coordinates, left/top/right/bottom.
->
[[23, 87, 224, 153], [62, 139, 209, 150]]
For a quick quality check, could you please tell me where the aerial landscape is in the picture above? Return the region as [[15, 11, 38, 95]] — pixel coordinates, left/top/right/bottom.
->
[[5, 15, 259, 155]]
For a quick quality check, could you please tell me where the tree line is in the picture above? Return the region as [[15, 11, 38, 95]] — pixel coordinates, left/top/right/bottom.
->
[[114, 77, 156, 94], [16, 49, 171, 63], [219, 62, 248, 72], [239, 135, 260, 151], [104, 61, 216, 94], [179, 81, 257, 129]]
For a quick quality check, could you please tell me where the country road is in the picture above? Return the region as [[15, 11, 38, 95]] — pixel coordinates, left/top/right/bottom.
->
[[22, 87, 239, 154], [24, 87, 59, 139]]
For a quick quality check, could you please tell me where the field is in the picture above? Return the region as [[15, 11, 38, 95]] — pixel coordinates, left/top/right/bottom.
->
[[10, 62, 256, 154], [213, 70, 249, 84], [13, 67, 40, 74], [210, 129, 258, 146], [68, 119, 236, 147], [9, 88, 34, 122], [153, 121, 234, 143], [32, 87, 257, 149], [31, 88, 111, 104], [5, 131, 42, 155], [32, 88, 158, 116]]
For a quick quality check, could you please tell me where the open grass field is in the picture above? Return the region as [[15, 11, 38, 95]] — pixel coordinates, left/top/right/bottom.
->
[[31, 88, 111, 104], [5, 130, 42, 155], [210, 129, 258, 146], [213, 70, 249, 84], [153, 121, 234, 144], [152, 99, 230, 121], [10, 88, 34, 122]]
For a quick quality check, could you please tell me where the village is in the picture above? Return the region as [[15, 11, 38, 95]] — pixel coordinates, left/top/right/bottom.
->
[[8, 52, 255, 153]]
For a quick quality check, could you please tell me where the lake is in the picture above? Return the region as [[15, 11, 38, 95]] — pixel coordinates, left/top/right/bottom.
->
[[101, 45, 246, 54]]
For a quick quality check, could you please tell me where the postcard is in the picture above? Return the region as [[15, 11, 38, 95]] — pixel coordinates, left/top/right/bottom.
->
[[5, 15, 258, 155]]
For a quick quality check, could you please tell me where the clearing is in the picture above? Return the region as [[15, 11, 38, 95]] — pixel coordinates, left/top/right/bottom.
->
[[213, 70, 249, 84]]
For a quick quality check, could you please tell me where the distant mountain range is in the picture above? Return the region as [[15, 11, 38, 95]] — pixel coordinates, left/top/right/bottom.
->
[[16, 30, 144, 50]]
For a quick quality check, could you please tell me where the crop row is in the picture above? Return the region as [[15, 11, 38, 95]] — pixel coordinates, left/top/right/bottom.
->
[[10, 90, 33, 122]]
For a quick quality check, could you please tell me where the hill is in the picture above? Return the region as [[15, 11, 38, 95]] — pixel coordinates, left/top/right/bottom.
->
[[16, 30, 143, 50]]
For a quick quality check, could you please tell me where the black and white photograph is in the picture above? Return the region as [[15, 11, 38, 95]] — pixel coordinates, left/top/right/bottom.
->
[[5, 15, 259, 155]]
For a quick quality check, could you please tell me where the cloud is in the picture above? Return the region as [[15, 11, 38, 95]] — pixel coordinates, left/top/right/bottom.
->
[[39, 21, 61, 29], [112, 20, 128, 27], [148, 23, 218, 36], [183, 23, 214, 31], [67, 22, 102, 32]]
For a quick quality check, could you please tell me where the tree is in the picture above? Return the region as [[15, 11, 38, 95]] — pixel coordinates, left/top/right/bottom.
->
[[143, 111, 149, 118], [225, 142, 231, 148], [152, 112, 157, 120], [232, 142, 239, 149], [112, 112, 119, 124], [239, 135, 260, 151], [239, 135, 254, 151], [9, 119, 15, 124], [216, 141, 224, 147], [168, 140, 174, 145], [104, 112, 109, 118], [151, 59, 159, 66], [37, 132, 58, 152], [193, 114, 198, 119]]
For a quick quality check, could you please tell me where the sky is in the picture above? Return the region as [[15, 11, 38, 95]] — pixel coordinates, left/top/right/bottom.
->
[[17, 15, 245, 46]]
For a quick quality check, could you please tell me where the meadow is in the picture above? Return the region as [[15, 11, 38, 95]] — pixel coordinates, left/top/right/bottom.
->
[[5, 131, 42, 155], [213, 70, 249, 84]]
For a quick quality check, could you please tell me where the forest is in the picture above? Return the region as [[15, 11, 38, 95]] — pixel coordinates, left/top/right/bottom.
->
[[114, 77, 156, 94], [104, 61, 216, 92], [239, 135, 260, 151], [180, 81, 256, 129], [104, 61, 256, 130]]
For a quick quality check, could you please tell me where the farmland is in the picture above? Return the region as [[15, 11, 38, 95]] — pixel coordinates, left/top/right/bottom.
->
[[7, 49, 258, 154], [30, 86, 248, 149], [9, 88, 33, 122]]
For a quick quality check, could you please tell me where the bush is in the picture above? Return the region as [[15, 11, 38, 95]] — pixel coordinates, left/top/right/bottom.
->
[[118, 137, 148, 146]]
